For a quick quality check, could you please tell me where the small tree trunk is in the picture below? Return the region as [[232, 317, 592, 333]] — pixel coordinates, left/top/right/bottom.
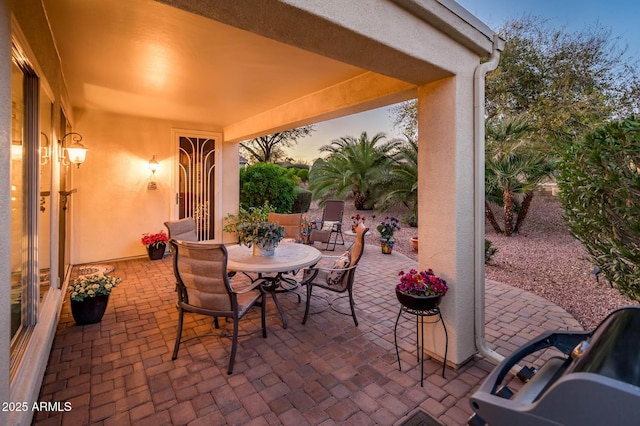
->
[[514, 191, 534, 233], [354, 191, 366, 210], [485, 201, 503, 234], [503, 190, 514, 237]]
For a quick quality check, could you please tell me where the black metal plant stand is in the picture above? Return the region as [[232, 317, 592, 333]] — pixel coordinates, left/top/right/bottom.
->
[[394, 306, 448, 387]]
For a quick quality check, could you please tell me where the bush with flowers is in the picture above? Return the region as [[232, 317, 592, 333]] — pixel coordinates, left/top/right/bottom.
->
[[69, 272, 121, 302], [141, 230, 168, 248], [396, 268, 448, 297]]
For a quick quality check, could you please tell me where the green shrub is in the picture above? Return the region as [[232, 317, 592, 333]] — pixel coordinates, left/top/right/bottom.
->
[[485, 239, 498, 264], [296, 168, 309, 182], [240, 163, 296, 213], [291, 187, 312, 213], [557, 116, 640, 301]]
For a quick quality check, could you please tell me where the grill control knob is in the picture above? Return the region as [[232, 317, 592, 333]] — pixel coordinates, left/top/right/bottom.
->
[[571, 340, 589, 359]]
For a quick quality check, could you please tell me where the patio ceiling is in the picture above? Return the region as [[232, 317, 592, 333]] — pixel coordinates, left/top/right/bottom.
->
[[43, 0, 429, 139]]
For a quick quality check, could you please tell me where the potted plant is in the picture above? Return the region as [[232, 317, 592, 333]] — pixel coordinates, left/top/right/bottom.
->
[[395, 268, 448, 311], [376, 216, 400, 254], [236, 221, 285, 256], [223, 204, 285, 256], [350, 214, 366, 233], [141, 230, 169, 260], [411, 236, 418, 252], [68, 272, 121, 325]]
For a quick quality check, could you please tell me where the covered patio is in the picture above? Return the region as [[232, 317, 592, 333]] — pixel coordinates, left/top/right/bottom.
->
[[34, 246, 580, 425]]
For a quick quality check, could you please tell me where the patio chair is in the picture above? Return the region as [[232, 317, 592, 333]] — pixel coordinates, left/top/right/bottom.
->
[[169, 239, 266, 374], [267, 212, 302, 242], [301, 223, 368, 326], [309, 200, 345, 250], [164, 217, 198, 242]]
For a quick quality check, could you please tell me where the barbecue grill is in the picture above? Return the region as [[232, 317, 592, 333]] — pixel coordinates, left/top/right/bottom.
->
[[468, 306, 640, 426]]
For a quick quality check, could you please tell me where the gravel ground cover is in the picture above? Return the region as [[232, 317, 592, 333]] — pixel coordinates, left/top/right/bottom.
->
[[305, 195, 635, 329]]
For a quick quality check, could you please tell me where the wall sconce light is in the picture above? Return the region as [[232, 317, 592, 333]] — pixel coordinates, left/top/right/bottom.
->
[[148, 155, 159, 190], [40, 132, 50, 166], [59, 132, 88, 168], [149, 155, 159, 174]]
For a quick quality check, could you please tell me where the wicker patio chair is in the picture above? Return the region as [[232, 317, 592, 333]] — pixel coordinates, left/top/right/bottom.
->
[[169, 239, 266, 374], [301, 223, 368, 326]]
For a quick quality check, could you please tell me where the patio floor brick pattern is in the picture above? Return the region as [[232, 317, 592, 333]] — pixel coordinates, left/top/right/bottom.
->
[[33, 244, 581, 425]]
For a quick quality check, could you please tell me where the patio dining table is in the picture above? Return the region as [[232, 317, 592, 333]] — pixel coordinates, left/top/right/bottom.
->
[[225, 242, 322, 329]]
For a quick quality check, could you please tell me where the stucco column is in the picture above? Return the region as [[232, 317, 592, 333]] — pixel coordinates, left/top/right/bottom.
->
[[417, 75, 477, 367]]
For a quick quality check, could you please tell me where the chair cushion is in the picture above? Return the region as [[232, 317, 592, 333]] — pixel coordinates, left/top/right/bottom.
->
[[321, 221, 340, 231], [326, 251, 350, 285]]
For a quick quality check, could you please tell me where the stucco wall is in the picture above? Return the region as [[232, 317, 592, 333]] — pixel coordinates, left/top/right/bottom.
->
[[71, 110, 238, 264]]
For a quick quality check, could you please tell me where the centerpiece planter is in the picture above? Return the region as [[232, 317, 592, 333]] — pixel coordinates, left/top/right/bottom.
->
[[68, 272, 121, 326], [253, 242, 275, 256], [223, 206, 285, 256]]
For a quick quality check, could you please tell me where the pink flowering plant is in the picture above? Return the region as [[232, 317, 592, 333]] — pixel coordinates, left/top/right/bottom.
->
[[141, 230, 168, 248], [396, 268, 448, 297]]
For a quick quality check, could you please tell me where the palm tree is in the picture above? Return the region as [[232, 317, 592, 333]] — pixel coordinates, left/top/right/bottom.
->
[[377, 136, 418, 225], [309, 132, 400, 209], [485, 117, 555, 236]]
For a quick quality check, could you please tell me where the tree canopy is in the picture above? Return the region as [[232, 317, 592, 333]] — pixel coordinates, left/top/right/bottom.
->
[[391, 15, 640, 149], [487, 15, 640, 150], [239, 126, 314, 163], [308, 132, 400, 210]]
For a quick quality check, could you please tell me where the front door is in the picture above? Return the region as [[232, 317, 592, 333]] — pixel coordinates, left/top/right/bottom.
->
[[174, 131, 221, 241]]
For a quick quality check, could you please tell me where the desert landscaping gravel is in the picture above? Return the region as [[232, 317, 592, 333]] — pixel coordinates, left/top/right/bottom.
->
[[306, 194, 635, 330]]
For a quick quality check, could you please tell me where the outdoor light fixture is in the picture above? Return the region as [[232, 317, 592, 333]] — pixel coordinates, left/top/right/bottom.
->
[[148, 155, 159, 190], [59, 132, 88, 168], [149, 155, 159, 174]]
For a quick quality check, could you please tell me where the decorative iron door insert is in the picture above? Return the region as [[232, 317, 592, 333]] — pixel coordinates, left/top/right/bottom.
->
[[178, 136, 216, 240]]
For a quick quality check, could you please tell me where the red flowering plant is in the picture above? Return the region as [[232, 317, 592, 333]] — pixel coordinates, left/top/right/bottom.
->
[[396, 268, 448, 297], [351, 214, 366, 226], [141, 230, 169, 248]]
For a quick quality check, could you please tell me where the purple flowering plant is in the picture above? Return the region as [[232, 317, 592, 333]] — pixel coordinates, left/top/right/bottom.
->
[[377, 216, 400, 239], [396, 268, 448, 297]]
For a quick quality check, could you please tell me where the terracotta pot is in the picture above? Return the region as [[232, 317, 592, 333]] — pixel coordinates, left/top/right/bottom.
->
[[411, 236, 418, 252], [395, 289, 442, 311], [71, 294, 110, 325], [147, 242, 166, 260]]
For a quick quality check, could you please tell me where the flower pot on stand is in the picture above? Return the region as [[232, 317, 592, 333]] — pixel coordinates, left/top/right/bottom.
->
[[147, 242, 166, 260], [71, 295, 110, 325], [380, 238, 394, 254], [395, 289, 442, 311]]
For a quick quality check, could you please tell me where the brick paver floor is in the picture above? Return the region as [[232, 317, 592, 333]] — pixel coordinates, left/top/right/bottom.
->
[[33, 244, 582, 425]]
